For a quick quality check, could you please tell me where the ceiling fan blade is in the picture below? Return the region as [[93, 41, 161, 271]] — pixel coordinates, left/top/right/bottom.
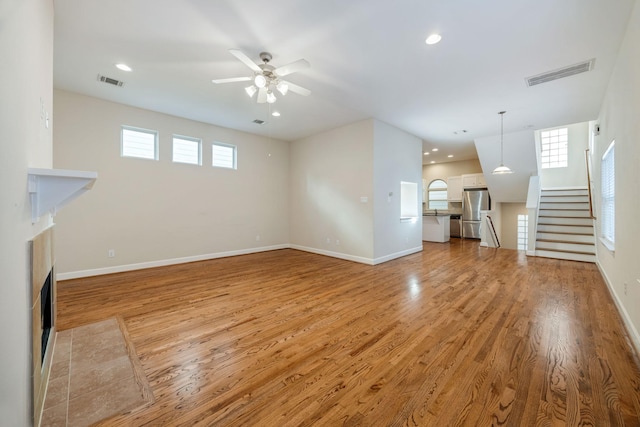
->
[[229, 49, 262, 73], [211, 76, 251, 84], [256, 87, 267, 103], [274, 59, 310, 77], [282, 81, 311, 96]]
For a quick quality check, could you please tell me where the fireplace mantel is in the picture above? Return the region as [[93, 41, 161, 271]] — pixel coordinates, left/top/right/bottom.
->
[[28, 168, 97, 223]]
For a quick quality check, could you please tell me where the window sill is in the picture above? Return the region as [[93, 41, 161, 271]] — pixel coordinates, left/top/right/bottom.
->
[[599, 237, 615, 254]]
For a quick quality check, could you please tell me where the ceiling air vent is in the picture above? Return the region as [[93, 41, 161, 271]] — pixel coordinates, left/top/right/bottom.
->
[[97, 74, 124, 87], [525, 59, 595, 87], [252, 119, 265, 125]]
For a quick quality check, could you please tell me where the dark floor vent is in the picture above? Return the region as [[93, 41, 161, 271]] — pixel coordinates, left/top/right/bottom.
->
[[525, 59, 595, 87], [97, 74, 124, 87]]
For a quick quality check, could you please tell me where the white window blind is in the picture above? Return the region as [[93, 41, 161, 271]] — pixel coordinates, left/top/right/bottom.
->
[[541, 128, 568, 169], [173, 135, 201, 165], [121, 126, 158, 160], [212, 142, 236, 169], [428, 179, 448, 210], [601, 140, 615, 247]]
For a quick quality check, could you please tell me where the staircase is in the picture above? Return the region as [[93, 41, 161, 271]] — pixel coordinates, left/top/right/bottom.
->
[[535, 188, 596, 263]]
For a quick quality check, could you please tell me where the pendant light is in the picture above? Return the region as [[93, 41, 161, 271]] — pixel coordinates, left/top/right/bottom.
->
[[492, 111, 514, 175]]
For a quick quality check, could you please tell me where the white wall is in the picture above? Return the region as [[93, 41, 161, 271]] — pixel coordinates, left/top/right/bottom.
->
[[592, 2, 640, 350], [0, 0, 54, 424], [53, 90, 290, 277], [422, 159, 482, 186], [539, 121, 589, 188], [500, 203, 528, 250], [475, 130, 538, 202], [289, 120, 375, 261], [373, 121, 423, 262]]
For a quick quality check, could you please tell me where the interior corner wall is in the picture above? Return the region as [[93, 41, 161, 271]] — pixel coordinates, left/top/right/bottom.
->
[[593, 1, 640, 349], [0, 0, 54, 424], [53, 90, 290, 276], [373, 120, 423, 262], [289, 120, 375, 262], [539, 121, 589, 188]]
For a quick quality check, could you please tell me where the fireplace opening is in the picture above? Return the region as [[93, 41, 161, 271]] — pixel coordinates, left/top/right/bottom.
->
[[40, 270, 54, 365]]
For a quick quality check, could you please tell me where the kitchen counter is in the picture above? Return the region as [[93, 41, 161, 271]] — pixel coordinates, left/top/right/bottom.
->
[[422, 214, 450, 242]]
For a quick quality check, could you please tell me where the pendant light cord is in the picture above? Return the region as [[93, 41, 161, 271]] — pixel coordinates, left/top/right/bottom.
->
[[499, 111, 506, 165]]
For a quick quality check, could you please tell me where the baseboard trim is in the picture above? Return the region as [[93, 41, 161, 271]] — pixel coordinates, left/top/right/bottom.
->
[[596, 261, 640, 357], [372, 246, 423, 265], [289, 245, 374, 265], [526, 250, 536, 256], [56, 244, 291, 280]]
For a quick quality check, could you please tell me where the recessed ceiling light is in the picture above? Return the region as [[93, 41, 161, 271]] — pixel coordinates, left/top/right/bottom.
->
[[272, 111, 281, 117], [115, 63, 132, 72], [423, 152, 430, 155], [430, 161, 436, 164], [448, 155, 454, 158], [425, 34, 442, 45], [432, 148, 439, 152]]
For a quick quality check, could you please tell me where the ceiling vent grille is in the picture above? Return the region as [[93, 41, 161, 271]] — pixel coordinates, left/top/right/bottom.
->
[[252, 119, 265, 125], [97, 74, 124, 87], [525, 59, 595, 87]]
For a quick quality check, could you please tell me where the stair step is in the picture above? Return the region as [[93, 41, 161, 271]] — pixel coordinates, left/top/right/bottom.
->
[[539, 202, 591, 210], [539, 209, 592, 218], [537, 216, 593, 226], [537, 232, 595, 243], [535, 249, 596, 263], [541, 188, 589, 197], [537, 223, 594, 233], [540, 195, 589, 202], [536, 240, 595, 253]]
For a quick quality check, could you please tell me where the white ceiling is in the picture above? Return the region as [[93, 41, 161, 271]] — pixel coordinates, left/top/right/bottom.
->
[[53, 0, 635, 165]]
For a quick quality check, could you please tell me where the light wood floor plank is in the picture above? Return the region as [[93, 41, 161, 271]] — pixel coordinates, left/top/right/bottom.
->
[[57, 240, 640, 426]]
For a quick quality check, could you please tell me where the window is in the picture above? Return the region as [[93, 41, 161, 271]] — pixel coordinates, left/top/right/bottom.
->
[[121, 126, 158, 160], [601, 140, 615, 249], [400, 181, 419, 221], [541, 127, 568, 169], [517, 214, 528, 250], [427, 179, 448, 210], [212, 142, 237, 169], [172, 135, 201, 165]]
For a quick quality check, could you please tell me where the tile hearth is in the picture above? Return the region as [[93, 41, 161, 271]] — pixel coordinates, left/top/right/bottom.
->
[[41, 318, 153, 426]]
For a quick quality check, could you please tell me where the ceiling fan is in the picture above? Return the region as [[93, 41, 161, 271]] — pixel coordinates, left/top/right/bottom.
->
[[212, 49, 311, 104]]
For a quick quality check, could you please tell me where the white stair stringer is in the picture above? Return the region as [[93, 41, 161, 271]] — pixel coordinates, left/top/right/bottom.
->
[[534, 188, 595, 263]]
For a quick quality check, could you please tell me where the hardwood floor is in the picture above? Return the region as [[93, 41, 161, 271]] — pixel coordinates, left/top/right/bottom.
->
[[57, 240, 640, 426]]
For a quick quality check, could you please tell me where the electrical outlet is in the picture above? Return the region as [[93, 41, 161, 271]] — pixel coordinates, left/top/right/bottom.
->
[[108, 249, 115, 258], [335, 239, 340, 246], [326, 237, 331, 244], [624, 282, 628, 296], [256, 235, 261, 241]]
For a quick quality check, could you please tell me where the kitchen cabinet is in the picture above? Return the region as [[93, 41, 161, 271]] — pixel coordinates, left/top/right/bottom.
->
[[462, 173, 487, 189], [447, 176, 462, 201]]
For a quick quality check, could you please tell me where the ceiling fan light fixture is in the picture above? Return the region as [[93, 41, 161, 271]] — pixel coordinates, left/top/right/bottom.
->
[[245, 85, 257, 97], [276, 81, 289, 96], [254, 74, 267, 88], [492, 111, 514, 175], [266, 91, 277, 104]]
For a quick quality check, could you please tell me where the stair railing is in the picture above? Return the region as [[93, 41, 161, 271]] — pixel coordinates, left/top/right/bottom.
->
[[585, 149, 596, 219], [486, 215, 500, 248]]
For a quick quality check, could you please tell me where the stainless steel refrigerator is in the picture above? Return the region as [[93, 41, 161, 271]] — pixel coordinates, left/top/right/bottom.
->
[[462, 189, 490, 239]]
